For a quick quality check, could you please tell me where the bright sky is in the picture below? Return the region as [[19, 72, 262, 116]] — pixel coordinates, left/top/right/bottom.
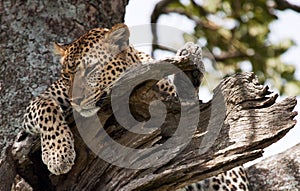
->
[[125, 0, 300, 165]]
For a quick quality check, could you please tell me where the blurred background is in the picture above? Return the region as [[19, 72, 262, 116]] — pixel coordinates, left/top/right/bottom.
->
[[125, 0, 300, 166]]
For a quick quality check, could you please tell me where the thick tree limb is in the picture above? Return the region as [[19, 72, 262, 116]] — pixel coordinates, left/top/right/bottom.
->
[[9, 50, 297, 191]]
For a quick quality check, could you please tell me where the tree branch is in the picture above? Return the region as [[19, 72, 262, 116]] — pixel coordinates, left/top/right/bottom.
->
[[9, 51, 297, 190], [149, 1, 248, 62], [274, 0, 300, 13]]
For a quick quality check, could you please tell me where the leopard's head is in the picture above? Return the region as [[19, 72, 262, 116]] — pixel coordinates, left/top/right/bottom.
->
[[54, 24, 133, 117]]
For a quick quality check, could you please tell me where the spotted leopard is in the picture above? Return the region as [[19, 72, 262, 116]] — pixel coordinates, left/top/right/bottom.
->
[[23, 23, 250, 191], [23, 23, 177, 175]]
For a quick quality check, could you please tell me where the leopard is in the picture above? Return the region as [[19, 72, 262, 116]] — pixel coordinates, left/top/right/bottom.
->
[[22, 23, 250, 191], [23, 23, 176, 175]]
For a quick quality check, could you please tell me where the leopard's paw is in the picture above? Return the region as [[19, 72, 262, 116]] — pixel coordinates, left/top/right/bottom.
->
[[177, 42, 203, 69], [176, 42, 205, 89], [42, 141, 76, 175]]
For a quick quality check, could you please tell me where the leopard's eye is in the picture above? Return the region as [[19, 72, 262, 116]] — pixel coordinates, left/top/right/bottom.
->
[[89, 82, 97, 87]]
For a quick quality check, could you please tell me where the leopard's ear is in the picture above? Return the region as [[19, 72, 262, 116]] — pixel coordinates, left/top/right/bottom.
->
[[53, 42, 67, 56], [53, 42, 68, 64], [105, 23, 130, 53]]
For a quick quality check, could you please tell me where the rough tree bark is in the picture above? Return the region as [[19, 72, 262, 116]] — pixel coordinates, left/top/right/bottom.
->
[[0, 0, 299, 191], [0, 0, 129, 152]]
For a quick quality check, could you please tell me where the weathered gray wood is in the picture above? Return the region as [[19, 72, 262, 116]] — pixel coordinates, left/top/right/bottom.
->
[[247, 143, 300, 190]]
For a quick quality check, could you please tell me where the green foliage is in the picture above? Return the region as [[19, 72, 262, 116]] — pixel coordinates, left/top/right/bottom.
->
[[154, 0, 299, 95]]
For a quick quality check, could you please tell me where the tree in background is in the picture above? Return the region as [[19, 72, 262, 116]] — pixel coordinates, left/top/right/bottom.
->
[[151, 0, 300, 96], [0, 0, 129, 150]]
